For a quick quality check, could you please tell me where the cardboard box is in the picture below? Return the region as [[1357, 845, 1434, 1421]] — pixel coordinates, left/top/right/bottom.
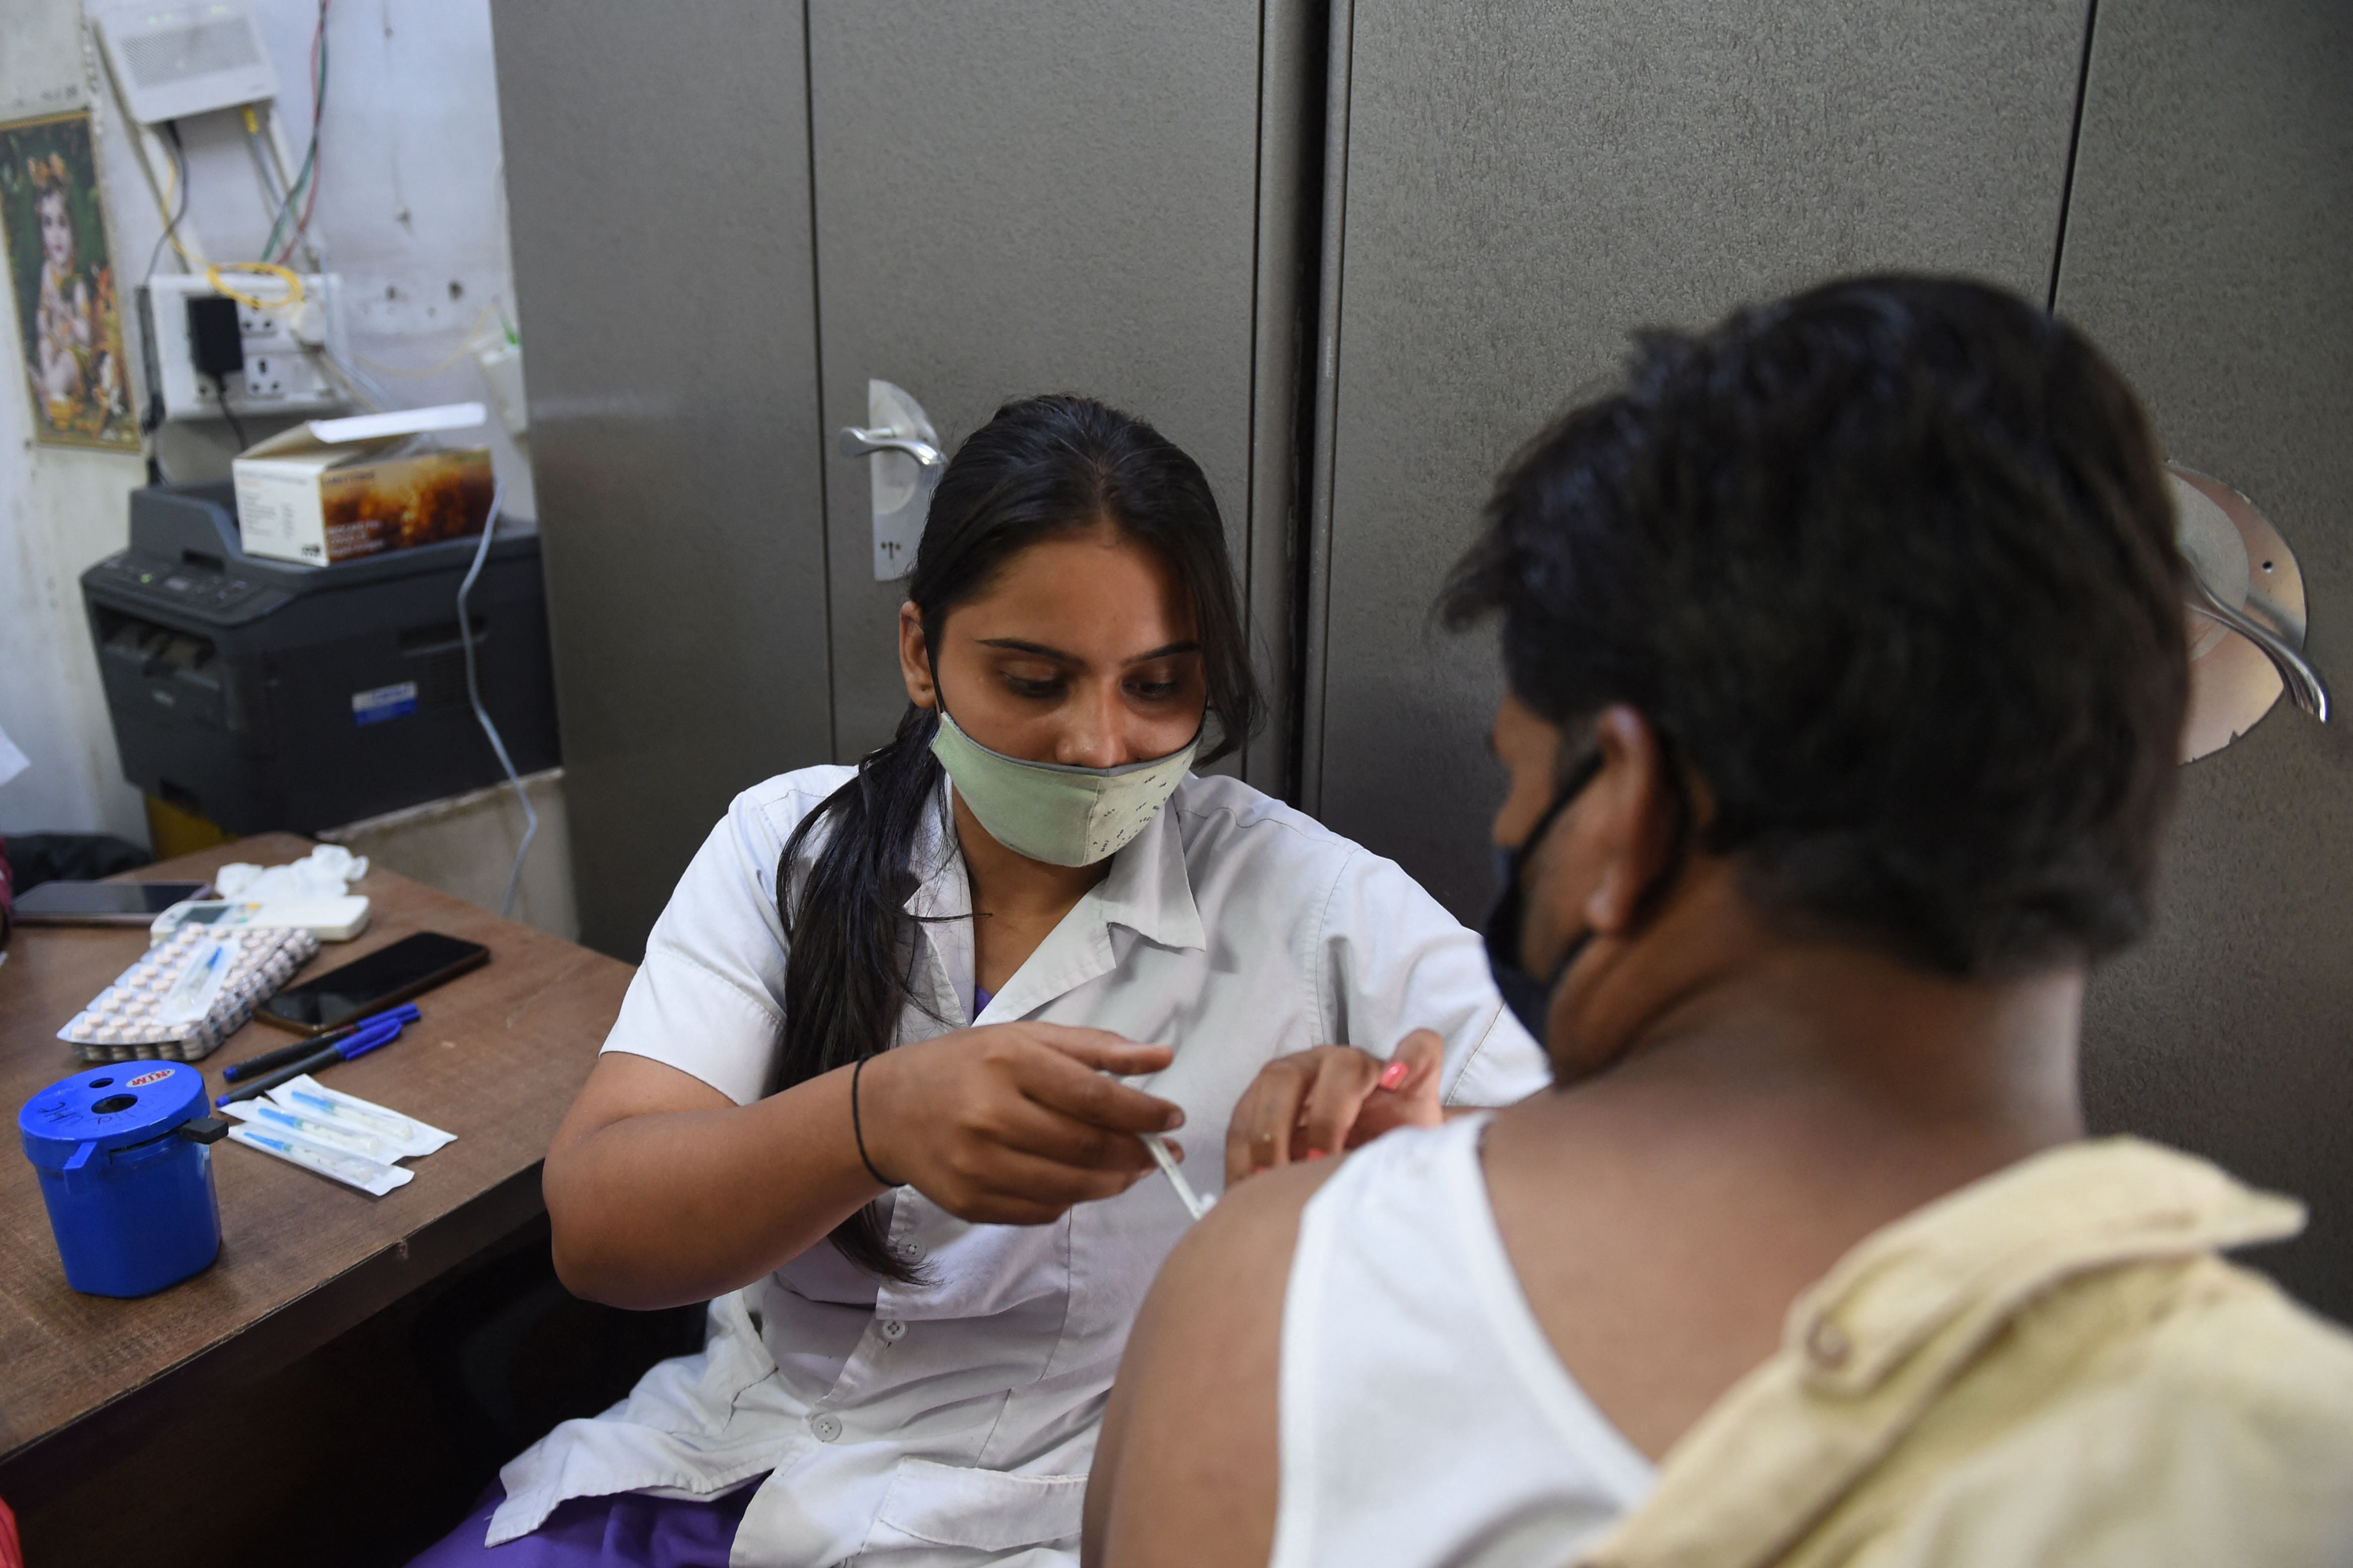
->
[[232, 403, 496, 566]]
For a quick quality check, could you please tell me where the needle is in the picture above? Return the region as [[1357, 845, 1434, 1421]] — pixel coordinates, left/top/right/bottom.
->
[[1102, 1063, 1214, 1220], [1140, 1131, 1213, 1221]]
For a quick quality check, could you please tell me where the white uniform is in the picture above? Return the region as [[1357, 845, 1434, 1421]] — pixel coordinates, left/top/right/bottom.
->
[[491, 767, 1550, 1565], [1272, 1116, 1655, 1568]]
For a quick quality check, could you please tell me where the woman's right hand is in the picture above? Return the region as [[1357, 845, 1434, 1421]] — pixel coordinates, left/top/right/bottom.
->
[[858, 1023, 1184, 1225]]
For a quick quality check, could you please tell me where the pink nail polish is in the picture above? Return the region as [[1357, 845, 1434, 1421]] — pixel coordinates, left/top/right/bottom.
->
[[1378, 1059, 1409, 1091], [1306, 1148, 1328, 1160]]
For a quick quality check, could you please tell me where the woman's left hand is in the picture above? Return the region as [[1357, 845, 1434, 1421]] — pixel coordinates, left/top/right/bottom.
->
[[1224, 1030, 1446, 1187]]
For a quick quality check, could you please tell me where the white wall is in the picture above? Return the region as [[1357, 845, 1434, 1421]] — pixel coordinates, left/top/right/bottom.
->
[[0, 0, 529, 839]]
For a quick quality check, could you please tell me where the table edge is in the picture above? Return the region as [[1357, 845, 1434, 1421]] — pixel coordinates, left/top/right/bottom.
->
[[0, 1162, 549, 1502]]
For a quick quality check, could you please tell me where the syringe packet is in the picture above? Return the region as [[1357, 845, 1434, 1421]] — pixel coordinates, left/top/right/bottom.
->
[[223, 1098, 401, 1163], [227, 1122, 413, 1197], [264, 1074, 456, 1158]]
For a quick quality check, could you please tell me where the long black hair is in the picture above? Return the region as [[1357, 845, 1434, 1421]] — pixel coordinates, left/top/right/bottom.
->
[[778, 394, 1260, 1277]]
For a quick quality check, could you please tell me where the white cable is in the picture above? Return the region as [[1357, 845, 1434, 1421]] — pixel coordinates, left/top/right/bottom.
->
[[456, 477, 538, 918], [312, 342, 390, 413]]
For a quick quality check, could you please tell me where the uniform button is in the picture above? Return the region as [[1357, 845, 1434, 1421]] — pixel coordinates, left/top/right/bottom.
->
[[892, 1240, 924, 1261], [810, 1413, 843, 1443], [879, 1318, 907, 1342]]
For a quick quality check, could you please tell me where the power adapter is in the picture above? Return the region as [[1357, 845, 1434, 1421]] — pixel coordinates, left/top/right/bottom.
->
[[186, 295, 244, 380], [186, 293, 251, 447]]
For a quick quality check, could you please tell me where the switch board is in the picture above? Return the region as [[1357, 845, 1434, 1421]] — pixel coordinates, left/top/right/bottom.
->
[[140, 273, 346, 424]]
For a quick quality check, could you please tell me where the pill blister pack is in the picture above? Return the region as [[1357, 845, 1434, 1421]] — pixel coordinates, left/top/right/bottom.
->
[[58, 924, 319, 1062]]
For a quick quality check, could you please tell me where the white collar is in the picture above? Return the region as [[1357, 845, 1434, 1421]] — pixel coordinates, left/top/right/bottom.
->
[[905, 776, 1204, 950], [1088, 782, 1207, 952], [902, 775, 1205, 1025]]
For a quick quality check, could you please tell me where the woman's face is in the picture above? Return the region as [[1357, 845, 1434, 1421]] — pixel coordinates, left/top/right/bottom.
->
[[38, 191, 74, 270], [899, 522, 1206, 767]]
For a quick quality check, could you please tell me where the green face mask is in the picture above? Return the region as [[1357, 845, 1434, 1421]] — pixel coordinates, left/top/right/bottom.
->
[[929, 709, 1199, 867]]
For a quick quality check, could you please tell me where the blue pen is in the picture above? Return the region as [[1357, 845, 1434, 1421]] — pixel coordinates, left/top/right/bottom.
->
[[217, 1012, 414, 1106], [223, 1004, 422, 1082], [335, 1017, 409, 1062]]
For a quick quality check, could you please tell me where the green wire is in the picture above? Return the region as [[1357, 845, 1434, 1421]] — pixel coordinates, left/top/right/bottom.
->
[[263, 12, 328, 262]]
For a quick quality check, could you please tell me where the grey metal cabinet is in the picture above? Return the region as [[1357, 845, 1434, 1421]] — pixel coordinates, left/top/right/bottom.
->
[[498, 3, 2351, 1327], [495, 2, 1310, 957], [1300, 0, 2091, 920], [1301, 0, 2353, 1319], [808, 2, 1312, 785], [491, 1, 832, 958], [2057, 0, 2353, 1320]]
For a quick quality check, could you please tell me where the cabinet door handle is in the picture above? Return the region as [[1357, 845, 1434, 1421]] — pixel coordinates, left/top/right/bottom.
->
[[837, 425, 944, 469], [2188, 576, 2329, 722], [847, 383, 945, 583]]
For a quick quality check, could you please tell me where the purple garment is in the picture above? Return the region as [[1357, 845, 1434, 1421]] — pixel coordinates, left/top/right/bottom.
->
[[407, 1479, 763, 1567], [974, 983, 994, 1018]]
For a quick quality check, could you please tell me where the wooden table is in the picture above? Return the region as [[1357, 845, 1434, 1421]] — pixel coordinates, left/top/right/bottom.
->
[[0, 834, 632, 1502]]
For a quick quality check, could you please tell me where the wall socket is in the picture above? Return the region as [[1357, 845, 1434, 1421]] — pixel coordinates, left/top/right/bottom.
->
[[139, 272, 347, 425]]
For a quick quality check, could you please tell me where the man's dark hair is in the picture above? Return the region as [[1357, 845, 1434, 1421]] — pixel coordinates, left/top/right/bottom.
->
[[1442, 274, 2188, 976]]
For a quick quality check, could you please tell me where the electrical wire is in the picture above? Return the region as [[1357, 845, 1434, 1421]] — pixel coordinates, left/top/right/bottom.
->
[[455, 478, 538, 918], [142, 122, 191, 285], [205, 260, 305, 314], [278, 108, 324, 264], [284, 4, 331, 261], [243, 107, 289, 221], [348, 305, 497, 378], [314, 339, 392, 412], [211, 373, 249, 451], [266, 0, 330, 266], [140, 121, 190, 478]]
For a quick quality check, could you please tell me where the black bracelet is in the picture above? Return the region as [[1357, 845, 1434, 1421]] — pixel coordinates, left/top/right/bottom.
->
[[850, 1055, 897, 1188]]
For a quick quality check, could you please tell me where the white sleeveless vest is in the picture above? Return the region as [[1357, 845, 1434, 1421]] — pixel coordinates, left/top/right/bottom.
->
[[1271, 1116, 1654, 1568]]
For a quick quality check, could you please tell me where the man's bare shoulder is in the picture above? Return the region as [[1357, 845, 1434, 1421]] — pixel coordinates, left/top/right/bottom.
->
[[1083, 1158, 1343, 1568], [1171, 1155, 1341, 1293]]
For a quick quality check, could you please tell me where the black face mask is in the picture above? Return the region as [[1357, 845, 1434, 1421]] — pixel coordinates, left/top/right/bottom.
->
[[1482, 750, 1606, 1040]]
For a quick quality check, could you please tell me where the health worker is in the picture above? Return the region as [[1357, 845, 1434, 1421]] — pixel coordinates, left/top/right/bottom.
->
[[409, 393, 1549, 1567]]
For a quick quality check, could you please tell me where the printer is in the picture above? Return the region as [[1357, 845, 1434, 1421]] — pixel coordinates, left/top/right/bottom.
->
[[82, 483, 561, 836]]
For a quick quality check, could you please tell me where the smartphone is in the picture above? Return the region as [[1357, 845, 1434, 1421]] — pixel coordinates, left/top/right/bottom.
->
[[13, 880, 214, 926], [255, 931, 490, 1034]]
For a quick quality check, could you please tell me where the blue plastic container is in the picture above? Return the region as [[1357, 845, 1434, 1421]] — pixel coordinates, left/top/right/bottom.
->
[[20, 1061, 227, 1297]]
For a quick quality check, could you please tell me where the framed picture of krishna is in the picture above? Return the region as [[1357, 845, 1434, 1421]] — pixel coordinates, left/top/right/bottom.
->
[[2, 110, 140, 452]]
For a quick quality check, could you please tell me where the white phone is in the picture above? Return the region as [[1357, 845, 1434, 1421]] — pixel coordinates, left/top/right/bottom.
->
[[151, 895, 373, 945]]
